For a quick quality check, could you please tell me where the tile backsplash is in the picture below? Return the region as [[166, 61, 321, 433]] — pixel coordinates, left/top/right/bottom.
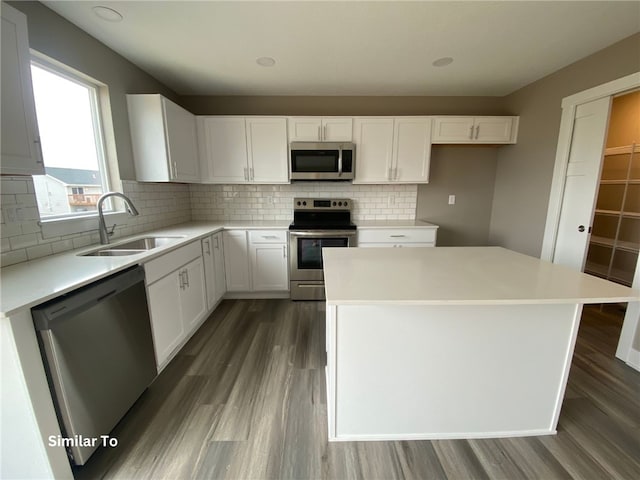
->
[[1, 178, 417, 267], [190, 183, 418, 222], [1, 177, 191, 267]]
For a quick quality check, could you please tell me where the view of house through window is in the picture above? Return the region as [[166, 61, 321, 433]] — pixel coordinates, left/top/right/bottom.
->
[[30, 61, 111, 219]]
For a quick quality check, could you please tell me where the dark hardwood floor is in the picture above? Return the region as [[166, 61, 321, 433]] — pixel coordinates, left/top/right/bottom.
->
[[76, 301, 640, 479]]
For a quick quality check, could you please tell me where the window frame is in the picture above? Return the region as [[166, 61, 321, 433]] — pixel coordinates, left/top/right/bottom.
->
[[29, 51, 126, 239]]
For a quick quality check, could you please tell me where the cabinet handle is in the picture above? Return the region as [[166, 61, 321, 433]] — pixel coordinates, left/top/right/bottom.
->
[[179, 271, 185, 290], [388, 167, 393, 181], [262, 235, 279, 239], [204, 239, 211, 255], [250, 167, 254, 180], [214, 236, 220, 249], [34, 138, 44, 165], [318, 125, 322, 140], [469, 125, 474, 139], [244, 167, 248, 181], [283, 245, 287, 258], [390, 235, 406, 238], [172, 161, 178, 179], [475, 125, 480, 139], [324, 124, 328, 140], [184, 269, 190, 288]]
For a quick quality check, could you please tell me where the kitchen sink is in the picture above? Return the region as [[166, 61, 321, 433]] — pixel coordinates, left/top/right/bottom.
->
[[80, 236, 185, 257]]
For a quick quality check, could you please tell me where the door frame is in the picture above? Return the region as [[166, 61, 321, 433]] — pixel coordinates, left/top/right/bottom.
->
[[541, 71, 640, 370], [541, 72, 640, 260]]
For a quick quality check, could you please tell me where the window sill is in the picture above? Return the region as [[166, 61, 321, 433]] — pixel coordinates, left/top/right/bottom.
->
[[40, 211, 130, 239]]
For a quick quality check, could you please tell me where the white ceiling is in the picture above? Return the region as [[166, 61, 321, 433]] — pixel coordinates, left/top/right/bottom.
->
[[42, 1, 640, 97]]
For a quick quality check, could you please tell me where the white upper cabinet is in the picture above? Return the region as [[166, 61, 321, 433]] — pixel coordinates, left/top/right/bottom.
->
[[245, 117, 289, 183], [1, 3, 44, 175], [197, 116, 248, 183], [432, 116, 519, 144], [198, 116, 288, 183], [353, 118, 395, 183], [289, 117, 353, 141], [354, 117, 431, 183], [393, 117, 431, 183], [127, 94, 199, 182]]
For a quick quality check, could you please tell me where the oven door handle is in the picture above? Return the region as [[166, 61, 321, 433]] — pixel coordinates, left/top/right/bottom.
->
[[289, 230, 357, 237], [338, 145, 343, 176]]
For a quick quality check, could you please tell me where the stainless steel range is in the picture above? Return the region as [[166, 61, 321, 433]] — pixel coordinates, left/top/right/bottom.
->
[[289, 198, 357, 300]]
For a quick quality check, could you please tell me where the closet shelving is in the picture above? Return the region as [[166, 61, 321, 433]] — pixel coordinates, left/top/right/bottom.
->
[[585, 144, 640, 286]]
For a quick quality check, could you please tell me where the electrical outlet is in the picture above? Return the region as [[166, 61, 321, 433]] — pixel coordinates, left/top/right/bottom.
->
[[448, 195, 456, 205]]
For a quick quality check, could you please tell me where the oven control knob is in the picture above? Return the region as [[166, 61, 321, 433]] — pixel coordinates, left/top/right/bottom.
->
[[338, 201, 343, 206], [296, 201, 301, 206], [302, 201, 307, 206], [332, 201, 336, 206], [344, 201, 348, 207]]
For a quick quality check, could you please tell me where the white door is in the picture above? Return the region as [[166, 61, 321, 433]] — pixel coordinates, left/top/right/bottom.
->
[[431, 117, 475, 143], [202, 236, 217, 310], [223, 230, 251, 291], [288, 117, 322, 141], [322, 117, 353, 141], [180, 257, 207, 333], [474, 117, 514, 143], [552, 97, 611, 271], [250, 243, 289, 291], [147, 272, 183, 367], [198, 117, 248, 183], [163, 98, 200, 182], [393, 117, 431, 183], [212, 232, 226, 302], [353, 118, 394, 183], [245, 117, 289, 183]]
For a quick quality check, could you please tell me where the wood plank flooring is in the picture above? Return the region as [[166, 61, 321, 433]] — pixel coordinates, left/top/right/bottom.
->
[[75, 301, 640, 479]]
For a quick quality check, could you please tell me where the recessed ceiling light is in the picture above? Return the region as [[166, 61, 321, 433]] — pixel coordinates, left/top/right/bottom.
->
[[256, 57, 276, 67], [432, 57, 454, 67], [92, 6, 123, 22]]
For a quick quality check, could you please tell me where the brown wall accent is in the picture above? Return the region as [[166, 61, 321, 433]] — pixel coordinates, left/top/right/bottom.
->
[[417, 146, 498, 246], [607, 90, 640, 148], [180, 95, 510, 116], [8, 1, 179, 180], [489, 33, 640, 257]]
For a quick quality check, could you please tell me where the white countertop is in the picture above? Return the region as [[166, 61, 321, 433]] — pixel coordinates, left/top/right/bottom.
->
[[355, 220, 438, 229], [323, 246, 640, 306], [0, 220, 289, 317]]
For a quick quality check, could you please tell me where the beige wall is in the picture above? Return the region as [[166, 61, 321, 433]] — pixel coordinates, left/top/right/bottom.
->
[[416, 147, 498, 246], [8, 1, 179, 180], [489, 33, 640, 257], [181, 95, 509, 116]]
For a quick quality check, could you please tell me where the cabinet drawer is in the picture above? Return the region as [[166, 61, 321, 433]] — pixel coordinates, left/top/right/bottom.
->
[[248, 230, 287, 244], [359, 242, 435, 248], [358, 228, 436, 244], [144, 241, 202, 285]]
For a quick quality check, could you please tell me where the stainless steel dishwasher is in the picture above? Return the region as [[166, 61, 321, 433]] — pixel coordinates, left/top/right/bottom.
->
[[32, 265, 156, 466]]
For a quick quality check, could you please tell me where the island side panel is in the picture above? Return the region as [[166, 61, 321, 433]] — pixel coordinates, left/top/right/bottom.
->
[[330, 303, 581, 441]]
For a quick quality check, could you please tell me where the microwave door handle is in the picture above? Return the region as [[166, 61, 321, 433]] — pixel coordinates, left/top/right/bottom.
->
[[338, 145, 343, 176]]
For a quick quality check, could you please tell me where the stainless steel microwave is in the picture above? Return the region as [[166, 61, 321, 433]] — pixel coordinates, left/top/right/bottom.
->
[[290, 142, 355, 181]]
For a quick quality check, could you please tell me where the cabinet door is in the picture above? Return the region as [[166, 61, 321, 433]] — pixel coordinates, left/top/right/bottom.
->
[[163, 98, 200, 182], [393, 117, 431, 183], [146, 272, 183, 368], [431, 117, 475, 143], [288, 117, 322, 141], [198, 116, 248, 183], [180, 257, 207, 334], [223, 230, 251, 291], [202, 236, 217, 310], [246, 117, 289, 183], [353, 118, 395, 183], [322, 117, 353, 141], [1, 4, 44, 175], [250, 243, 289, 291], [474, 117, 516, 143], [212, 232, 227, 303]]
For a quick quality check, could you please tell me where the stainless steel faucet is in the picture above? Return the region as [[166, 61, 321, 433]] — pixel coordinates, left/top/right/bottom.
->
[[97, 192, 140, 244]]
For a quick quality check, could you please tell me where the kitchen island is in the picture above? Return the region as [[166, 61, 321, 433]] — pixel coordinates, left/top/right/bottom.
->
[[322, 246, 639, 441]]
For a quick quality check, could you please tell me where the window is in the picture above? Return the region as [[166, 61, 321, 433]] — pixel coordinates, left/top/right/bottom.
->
[[30, 58, 113, 220]]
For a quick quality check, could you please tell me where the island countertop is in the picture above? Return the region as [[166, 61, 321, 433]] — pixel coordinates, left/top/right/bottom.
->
[[322, 246, 639, 306]]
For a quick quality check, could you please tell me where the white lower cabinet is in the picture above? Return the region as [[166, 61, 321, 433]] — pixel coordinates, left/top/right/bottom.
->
[[202, 231, 226, 309], [224, 229, 289, 293], [357, 227, 438, 248], [144, 241, 207, 370]]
